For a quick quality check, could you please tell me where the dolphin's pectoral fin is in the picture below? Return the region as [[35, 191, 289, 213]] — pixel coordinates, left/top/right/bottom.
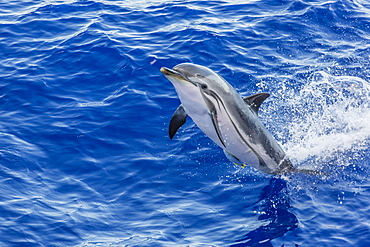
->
[[243, 93, 270, 115], [223, 150, 247, 168], [169, 105, 188, 139]]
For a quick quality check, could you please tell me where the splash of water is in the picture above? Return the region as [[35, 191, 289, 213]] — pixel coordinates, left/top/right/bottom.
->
[[268, 71, 370, 172]]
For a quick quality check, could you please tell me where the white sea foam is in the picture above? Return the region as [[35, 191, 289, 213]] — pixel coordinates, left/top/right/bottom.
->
[[268, 71, 370, 170]]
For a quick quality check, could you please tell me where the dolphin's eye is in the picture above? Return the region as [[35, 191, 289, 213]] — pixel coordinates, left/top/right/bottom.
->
[[195, 73, 205, 78], [200, 84, 208, 90]]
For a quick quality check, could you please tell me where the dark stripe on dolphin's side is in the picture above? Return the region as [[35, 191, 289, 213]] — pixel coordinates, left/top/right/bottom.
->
[[203, 89, 269, 169], [201, 91, 226, 147]]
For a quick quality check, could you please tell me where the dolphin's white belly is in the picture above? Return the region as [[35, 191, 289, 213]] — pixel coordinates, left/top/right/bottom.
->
[[216, 108, 261, 169], [187, 109, 226, 149], [175, 86, 225, 148]]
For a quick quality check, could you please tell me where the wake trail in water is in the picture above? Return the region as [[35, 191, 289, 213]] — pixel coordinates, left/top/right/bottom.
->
[[270, 71, 370, 173]]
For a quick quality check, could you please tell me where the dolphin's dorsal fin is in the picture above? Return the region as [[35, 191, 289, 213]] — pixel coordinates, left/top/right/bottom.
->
[[169, 105, 188, 139], [243, 93, 270, 115]]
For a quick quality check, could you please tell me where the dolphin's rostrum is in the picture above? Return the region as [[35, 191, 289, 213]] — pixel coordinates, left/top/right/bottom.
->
[[161, 63, 321, 175]]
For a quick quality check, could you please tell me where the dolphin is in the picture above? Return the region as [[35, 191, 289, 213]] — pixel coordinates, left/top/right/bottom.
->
[[161, 63, 321, 175]]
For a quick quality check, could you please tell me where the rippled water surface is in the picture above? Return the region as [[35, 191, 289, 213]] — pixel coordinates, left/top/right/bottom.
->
[[1, 0, 370, 246]]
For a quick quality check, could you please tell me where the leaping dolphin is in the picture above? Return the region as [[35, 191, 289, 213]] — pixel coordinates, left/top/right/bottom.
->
[[161, 63, 320, 175]]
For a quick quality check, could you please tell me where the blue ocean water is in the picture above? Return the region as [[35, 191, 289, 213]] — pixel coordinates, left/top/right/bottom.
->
[[1, 0, 370, 246]]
